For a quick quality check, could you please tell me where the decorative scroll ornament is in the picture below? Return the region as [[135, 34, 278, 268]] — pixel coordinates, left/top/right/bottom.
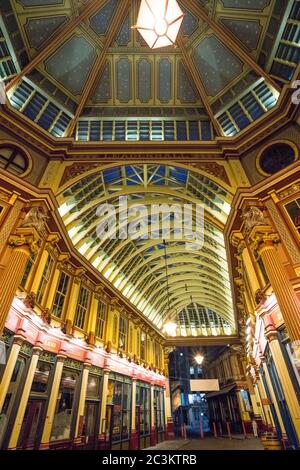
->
[[9, 231, 40, 254], [241, 206, 266, 233], [20, 206, 49, 237]]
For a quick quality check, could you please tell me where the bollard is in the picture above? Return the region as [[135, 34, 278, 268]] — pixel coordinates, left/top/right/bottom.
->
[[241, 421, 247, 439], [226, 421, 232, 440], [200, 419, 204, 440], [213, 421, 218, 439]]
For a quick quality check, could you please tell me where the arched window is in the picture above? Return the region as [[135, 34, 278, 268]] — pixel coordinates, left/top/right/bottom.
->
[[259, 143, 297, 175], [0, 146, 29, 175]]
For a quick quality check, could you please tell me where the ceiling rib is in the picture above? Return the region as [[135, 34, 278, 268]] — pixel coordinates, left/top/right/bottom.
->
[[5, 0, 107, 92], [67, 0, 131, 137], [177, 34, 222, 136], [185, 0, 281, 94]]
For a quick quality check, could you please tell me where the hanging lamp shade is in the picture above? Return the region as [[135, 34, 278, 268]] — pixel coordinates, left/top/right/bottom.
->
[[134, 0, 184, 49]]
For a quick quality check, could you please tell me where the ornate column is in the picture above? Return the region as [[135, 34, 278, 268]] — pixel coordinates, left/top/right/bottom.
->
[[250, 226, 300, 358], [8, 346, 42, 449], [40, 354, 66, 449], [0, 227, 40, 334], [63, 270, 83, 335], [74, 363, 90, 448], [256, 375, 275, 431], [150, 383, 157, 446], [98, 369, 109, 450], [87, 285, 104, 345], [261, 356, 287, 436], [130, 377, 138, 450], [0, 336, 23, 412], [264, 315, 300, 442]]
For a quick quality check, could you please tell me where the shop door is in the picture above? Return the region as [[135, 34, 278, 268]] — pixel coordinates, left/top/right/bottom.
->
[[83, 401, 99, 449], [17, 399, 45, 450], [136, 405, 141, 449], [105, 404, 114, 449]]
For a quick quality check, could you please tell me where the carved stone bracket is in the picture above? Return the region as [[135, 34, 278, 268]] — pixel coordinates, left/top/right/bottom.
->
[[8, 227, 41, 254]]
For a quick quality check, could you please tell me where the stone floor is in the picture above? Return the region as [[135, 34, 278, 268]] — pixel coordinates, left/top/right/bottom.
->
[[145, 436, 264, 451]]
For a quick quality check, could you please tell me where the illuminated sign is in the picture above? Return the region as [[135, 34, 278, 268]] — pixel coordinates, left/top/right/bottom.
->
[[190, 379, 220, 392]]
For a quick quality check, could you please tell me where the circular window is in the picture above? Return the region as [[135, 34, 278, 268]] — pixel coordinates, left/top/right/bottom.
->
[[0, 146, 29, 176], [259, 143, 297, 175]]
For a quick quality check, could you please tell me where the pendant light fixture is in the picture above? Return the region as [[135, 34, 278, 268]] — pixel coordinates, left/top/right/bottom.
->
[[133, 0, 184, 49]]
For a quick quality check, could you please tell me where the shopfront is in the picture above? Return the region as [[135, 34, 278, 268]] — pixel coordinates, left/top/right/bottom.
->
[[136, 380, 151, 449], [106, 373, 132, 450], [50, 359, 82, 450], [82, 366, 103, 450], [154, 386, 165, 443]]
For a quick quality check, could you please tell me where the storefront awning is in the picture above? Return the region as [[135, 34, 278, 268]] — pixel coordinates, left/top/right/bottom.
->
[[205, 383, 236, 399]]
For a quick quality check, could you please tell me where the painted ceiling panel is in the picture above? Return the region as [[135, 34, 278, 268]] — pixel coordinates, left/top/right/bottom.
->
[[138, 58, 152, 103], [25, 15, 67, 50], [181, 7, 199, 37], [90, 0, 119, 36], [192, 36, 244, 96], [116, 57, 132, 102], [158, 59, 172, 103], [18, 0, 63, 6], [92, 62, 111, 104], [221, 0, 270, 9], [45, 35, 97, 95], [220, 18, 262, 52], [115, 14, 131, 46], [178, 61, 199, 102]]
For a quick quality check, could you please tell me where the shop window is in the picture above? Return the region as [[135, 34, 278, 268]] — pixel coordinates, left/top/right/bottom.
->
[[95, 300, 107, 339], [86, 374, 101, 399], [74, 286, 90, 330], [20, 253, 36, 289], [0, 146, 29, 176], [258, 143, 297, 175], [36, 255, 54, 305], [136, 383, 151, 436], [50, 370, 79, 441], [52, 272, 70, 318], [118, 317, 127, 350], [107, 376, 132, 443], [31, 361, 51, 394], [154, 387, 165, 431]]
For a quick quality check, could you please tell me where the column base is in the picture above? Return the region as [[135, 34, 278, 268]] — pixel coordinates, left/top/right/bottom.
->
[[130, 431, 139, 450], [150, 427, 157, 446], [73, 437, 84, 450], [242, 420, 253, 434], [98, 434, 108, 450], [165, 419, 175, 440], [39, 442, 50, 450]]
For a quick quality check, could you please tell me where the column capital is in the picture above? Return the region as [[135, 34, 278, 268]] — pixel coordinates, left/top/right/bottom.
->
[[8, 227, 41, 254], [250, 229, 280, 254]]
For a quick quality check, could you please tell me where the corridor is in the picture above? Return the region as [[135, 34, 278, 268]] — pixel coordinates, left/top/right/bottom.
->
[[146, 437, 264, 451]]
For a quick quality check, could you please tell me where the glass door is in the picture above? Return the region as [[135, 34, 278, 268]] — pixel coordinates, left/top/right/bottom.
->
[[17, 400, 45, 450], [83, 401, 99, 449]]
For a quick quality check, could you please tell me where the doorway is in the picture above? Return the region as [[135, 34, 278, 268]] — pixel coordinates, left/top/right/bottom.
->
[[83, 401, 99, 449], [17, 399, 45, 450]]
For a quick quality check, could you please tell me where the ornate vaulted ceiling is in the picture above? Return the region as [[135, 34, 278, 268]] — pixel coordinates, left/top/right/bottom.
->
[[58, 162, 235, 335], [1, 0, 299, 141]]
